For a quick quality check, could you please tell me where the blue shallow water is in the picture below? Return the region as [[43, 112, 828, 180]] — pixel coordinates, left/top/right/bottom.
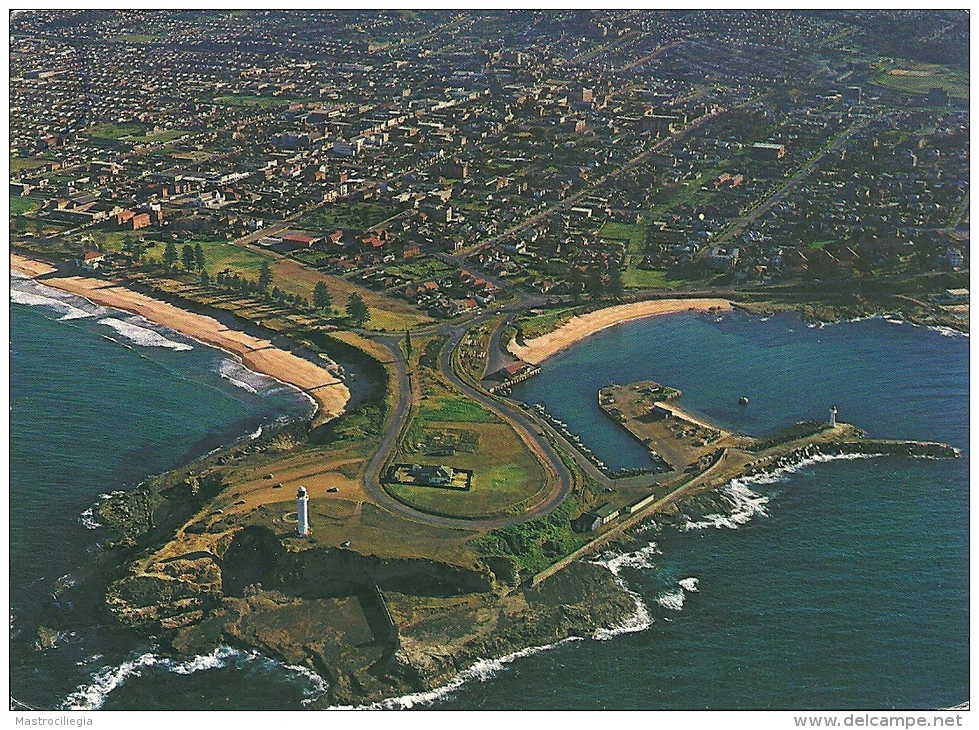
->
[[9, 295, 969, 710]]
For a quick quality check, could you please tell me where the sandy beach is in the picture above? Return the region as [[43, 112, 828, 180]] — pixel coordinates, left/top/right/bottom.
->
[[509, 298, 733, 365], [10, 253, 349, 420]]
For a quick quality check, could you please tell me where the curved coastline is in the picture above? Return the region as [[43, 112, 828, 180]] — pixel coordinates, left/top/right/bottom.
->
[[509, 298, 734, 365], [10, 253, 350, 421]]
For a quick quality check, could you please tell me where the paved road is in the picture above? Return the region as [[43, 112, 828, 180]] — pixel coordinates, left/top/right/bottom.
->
[[441, 107, 725, 267], [358, 321, 576, 529], [713, 116, 874, 247]]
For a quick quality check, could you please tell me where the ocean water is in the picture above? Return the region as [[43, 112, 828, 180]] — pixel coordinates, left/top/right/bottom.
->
[[10, 286, 969, 710], [9, 276, 322, 710]]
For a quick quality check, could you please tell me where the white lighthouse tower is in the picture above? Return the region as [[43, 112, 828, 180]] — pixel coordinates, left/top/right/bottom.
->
[[296, 486, 310, 536], [829, 406, 838, 428]]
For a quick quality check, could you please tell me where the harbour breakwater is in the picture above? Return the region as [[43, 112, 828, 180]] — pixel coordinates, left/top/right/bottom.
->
[[742, 437, 960, 477], [529, 426, 959, 588]]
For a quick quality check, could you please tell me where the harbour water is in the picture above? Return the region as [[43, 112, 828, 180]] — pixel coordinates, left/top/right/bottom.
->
[[9, 284, 969, 710]]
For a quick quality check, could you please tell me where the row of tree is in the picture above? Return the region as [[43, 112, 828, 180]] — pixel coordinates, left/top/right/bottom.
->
[[160, 241, 206, 273], [208, 267, 369, 325]]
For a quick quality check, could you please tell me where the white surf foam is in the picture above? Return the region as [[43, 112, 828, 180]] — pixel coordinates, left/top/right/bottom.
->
[[352, 637, 584, 710], [98, 317, 193, 351], [679, 577, 699, 592], [63, 652, 159, 710], [928, 325, 967, 338], [282, 661, 330, 706], [216, 358, 318, 419], [682, 481, 770, 531], [217, 358, 280, 394], [683, 451, 882, 531], [11, 287, 98, 321], [656, 588, 685, 611], [588, 542, 659, 640], [63, 646, 329, 710], [79, 506, 101, 530], [592, 541, 661, 575], [10, 275, 113, 320]]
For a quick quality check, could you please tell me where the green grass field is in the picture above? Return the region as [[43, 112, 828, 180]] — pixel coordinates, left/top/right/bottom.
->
[[298, 202, 398, 232], [10, 197, 41, 217], [516, 307, 581, 340], [85, 123, 144, 140], [599, 221, 644, 251], [622, 268, 674, 288], [871, 60, 969, 99], [420, 395, 498, 424], [129, 129, 189, 144], [10, 157, 51, 172], [388, 422, 545, 519], [213, 95, 309, 108]]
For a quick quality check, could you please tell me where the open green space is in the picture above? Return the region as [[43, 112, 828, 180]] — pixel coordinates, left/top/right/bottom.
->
[[419, 395, 498, 424], [516, 306, 581, 340], [85, 123, 144, 140], [109, 33, 164, 43], [10, 157, 51, 172], [385, 258, 454, 283], [621, 268, 693, 289], [137, 241, 429, 330], [10, 197, 41, 217], [388, 422, 545, 519], [213, 95, 311, 108], [599, 221, 644, 251], [871, 60, 969, 99], [470, 499, 588, 573], [298, 202, 398, 232], [129, 129, 190, 144]]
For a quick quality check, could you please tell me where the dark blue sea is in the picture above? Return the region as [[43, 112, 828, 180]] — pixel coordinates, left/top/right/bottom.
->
[[10, 279, 969, 710]]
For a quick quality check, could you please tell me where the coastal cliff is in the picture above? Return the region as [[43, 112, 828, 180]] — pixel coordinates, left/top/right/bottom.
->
[[100, 516, 636, 706]]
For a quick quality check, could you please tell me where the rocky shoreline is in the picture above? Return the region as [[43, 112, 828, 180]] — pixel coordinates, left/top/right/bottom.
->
[[91, 421, 959, 707]]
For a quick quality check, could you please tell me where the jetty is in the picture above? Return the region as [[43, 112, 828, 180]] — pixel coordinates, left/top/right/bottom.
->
[[534, 380, 960, 586]]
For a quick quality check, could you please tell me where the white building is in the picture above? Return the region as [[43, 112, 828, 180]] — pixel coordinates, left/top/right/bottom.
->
[[296, 486, 310, 536]]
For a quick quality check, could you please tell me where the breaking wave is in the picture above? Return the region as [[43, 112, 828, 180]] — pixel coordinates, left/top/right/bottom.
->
[[655, 588, 685, 611], [682, 482, 770, 530], [354, 637, 584, 710], [679, 577, 699, 592], [79, 506, 101, 530], [217, 358, 287, 395], [98, 317, 193, 351], [929, 325, 967, 338], [588, 542, 659, 640], [683, 451, 882, 531], [62, 646, 328, 710], [10, 277, 108, 321]]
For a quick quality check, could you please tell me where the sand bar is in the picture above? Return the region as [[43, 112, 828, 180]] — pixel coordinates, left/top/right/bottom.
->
[[11, 253, 349, 420], [510, 298, 733, 365]]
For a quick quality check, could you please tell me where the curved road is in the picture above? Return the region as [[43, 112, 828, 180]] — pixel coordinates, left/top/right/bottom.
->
[[359, 321, 575, 530]]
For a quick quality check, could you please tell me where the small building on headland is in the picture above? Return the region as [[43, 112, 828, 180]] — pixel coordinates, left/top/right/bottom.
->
[[388, 463, 473, 490], [572, 502, 620, 533], [409, 463, 455, 486]]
